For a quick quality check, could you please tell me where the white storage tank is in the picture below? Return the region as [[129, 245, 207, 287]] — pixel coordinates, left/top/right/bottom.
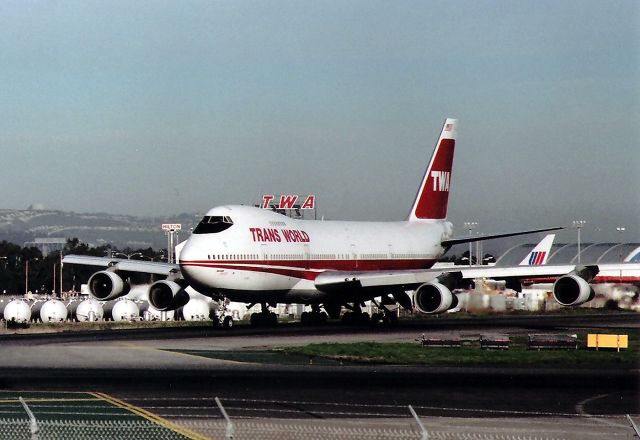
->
[[68, 299, 103, 322], [467, 292, 490, 311], [40, 299, 68, 322], [489, 295, 507, 312], [209, 301, 220, 320], [4, 299, 31, 323], [139, 301, 174, 321], [177, 298, 210, 321], [103, 299, 139, 322], [0, 299, 8, 318], [30, 300, 44, 322]]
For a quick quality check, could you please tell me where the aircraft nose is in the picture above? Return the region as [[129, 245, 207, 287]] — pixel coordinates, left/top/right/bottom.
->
[[178, 238, 203, 265]]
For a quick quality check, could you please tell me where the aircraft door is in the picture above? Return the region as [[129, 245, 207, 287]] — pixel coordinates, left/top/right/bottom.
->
[[260, 244, 269, 261], [303, 244, 310, 269], [350, 244, 358, 270]]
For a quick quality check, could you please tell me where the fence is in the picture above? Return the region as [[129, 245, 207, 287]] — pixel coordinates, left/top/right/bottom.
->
[[2, 396, 637, 440]]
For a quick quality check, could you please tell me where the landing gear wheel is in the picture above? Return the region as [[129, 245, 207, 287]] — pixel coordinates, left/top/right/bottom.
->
[[341, 311, 370, 326], [300, 311, 328, 326], [370, 312, 383, 327], [382, 312, 399, 327], [250, 312, 278, 327], [222, 316, 233, 329]]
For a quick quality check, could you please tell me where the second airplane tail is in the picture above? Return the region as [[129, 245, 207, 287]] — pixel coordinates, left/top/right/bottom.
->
[[519, 234, 556, 266]]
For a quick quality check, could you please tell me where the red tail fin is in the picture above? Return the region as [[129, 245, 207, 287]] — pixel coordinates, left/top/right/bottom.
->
[[408, 118, 457, 221]]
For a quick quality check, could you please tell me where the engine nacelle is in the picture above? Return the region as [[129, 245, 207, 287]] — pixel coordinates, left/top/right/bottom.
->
[[414, 282, 459, 314], [553, 273, 595, 306], [88, 271, 130, 301], [148, 280, 190, 311]]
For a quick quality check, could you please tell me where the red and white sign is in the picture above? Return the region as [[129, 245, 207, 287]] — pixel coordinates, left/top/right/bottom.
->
[[261, 195, 316, 210], [162, 223, 182, 231]]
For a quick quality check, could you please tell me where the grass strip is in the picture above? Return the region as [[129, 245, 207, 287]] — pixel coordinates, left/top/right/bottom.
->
[[282, 330, 639, 368]]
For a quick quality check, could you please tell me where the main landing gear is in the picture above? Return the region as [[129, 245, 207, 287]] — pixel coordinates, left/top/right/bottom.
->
[[340, 301, 399, 326], [340, 303, 371, 325], [370, 301, 399, 327], [249, 303, 278, 327], [300, 305, 328, 326]]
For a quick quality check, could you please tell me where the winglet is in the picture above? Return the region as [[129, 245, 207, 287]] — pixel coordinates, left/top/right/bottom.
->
[[408, 118, 457, 221], [519, 234, 555, 266]]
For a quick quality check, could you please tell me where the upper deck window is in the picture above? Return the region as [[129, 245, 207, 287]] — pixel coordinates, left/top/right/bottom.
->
[[193, 216, 234, 234]]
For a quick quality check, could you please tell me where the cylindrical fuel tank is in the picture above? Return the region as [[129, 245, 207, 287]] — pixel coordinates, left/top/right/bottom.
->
[[0, 299, 8, 318], [176, 298, 210, 321], [39, 299, 68, 322], [139, 301, 174, 321], [4, 299, 31, 323], [103, 299, 139, 322], [68, 298, 103, 322], [30, 300, 44, 322]]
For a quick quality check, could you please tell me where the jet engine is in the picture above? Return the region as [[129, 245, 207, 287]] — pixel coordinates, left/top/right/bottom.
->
[[87, 271, 130, 301], [414, 281, 459, 314], [553, 268, 596, 306], [148, 280, 190, 311]]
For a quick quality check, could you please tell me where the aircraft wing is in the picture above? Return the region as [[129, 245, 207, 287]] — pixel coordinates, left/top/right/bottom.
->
[[314, 269, 440, 292], [62, 255, 180, 276], [315, 264, 598, 293], [441, 226, 563, 247]]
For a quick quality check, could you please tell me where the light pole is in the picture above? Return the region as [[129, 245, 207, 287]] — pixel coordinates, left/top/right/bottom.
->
[[464, 222, 478, 266], [572, 220, 586, 264], [24, 258, 39, 296], [616, 227, 626, 262]]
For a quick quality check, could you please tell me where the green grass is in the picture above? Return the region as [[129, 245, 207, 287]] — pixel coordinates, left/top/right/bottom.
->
[[282, 330, 640, 369]]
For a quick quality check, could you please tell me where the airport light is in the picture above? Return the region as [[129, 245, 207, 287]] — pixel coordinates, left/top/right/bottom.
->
[[616, 227, 626, 262], [464, 222, 478, 266], [572, 220, 586, 264]]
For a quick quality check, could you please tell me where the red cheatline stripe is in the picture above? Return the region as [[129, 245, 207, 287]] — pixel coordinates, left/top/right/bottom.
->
[[182, 263, 320, 280], [180, 258, 437, 277]]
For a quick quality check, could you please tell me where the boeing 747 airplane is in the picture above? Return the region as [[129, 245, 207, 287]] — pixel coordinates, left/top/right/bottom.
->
[[64, 119, 601, 327]]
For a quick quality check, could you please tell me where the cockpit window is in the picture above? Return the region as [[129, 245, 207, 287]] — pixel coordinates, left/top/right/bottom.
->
[[193, 216, 234, 234]]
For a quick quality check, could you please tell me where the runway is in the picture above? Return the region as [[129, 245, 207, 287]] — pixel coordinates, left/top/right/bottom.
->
[[0, 313, 638, 439]]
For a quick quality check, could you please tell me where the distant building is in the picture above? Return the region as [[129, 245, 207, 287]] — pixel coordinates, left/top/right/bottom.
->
[[23, 238, 66, 256]]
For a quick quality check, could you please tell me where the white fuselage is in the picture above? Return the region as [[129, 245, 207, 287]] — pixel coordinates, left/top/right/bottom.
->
[[178, 205, 453, 304]]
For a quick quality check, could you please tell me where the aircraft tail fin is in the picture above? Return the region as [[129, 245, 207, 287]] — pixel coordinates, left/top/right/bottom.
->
[[408, 118, 457, 221], [519, 234, 555, 266]]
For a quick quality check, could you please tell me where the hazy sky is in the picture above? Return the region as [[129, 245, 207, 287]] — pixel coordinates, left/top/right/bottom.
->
[[1, 0, 638, 243]]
